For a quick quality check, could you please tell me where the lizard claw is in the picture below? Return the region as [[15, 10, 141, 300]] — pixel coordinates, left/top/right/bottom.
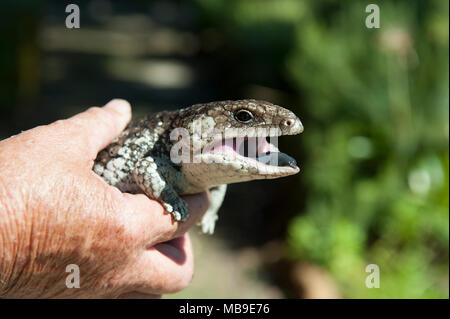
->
[[163, 200, 188, 222], [163, 203, 173, 213]]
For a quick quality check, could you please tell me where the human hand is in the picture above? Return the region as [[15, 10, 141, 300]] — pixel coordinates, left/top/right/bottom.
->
[[0, 99, 210, 298]]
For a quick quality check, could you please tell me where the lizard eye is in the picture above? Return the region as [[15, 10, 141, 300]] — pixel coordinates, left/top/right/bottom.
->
[[234, 109, 254, 123]]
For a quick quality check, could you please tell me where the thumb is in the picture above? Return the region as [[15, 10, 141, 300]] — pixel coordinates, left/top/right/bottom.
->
[[66, 99, 132, 156]]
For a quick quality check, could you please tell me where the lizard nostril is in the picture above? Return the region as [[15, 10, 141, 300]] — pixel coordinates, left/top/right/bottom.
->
[[284, 119, 293, 127]]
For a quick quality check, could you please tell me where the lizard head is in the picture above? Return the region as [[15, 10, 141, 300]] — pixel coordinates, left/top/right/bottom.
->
[[173, 99, 303, 187]]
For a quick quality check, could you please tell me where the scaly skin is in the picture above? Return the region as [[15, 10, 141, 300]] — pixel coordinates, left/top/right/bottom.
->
[[94, 99, 303, 234]]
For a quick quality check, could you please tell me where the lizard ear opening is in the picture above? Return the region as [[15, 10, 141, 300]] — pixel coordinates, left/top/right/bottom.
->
[[234, 109, 254, 123]]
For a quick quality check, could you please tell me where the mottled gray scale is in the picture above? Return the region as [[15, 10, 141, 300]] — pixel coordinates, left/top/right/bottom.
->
[[94, 99, 303, 234]]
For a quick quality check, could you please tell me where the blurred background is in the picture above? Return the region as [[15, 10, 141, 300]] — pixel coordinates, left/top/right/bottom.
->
[[0, 0, 448, 298]]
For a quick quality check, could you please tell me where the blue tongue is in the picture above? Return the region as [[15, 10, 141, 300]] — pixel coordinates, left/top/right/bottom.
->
[[255, 152, 298, 168]]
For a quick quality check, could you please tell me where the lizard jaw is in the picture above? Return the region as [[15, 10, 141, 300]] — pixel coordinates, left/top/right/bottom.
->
[[197, 136, 300, 178]]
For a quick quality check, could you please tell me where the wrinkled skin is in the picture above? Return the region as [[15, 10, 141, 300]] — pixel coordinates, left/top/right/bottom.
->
[[0, 99, 210, 298]]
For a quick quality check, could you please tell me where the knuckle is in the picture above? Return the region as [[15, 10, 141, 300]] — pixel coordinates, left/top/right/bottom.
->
[[155, 214, 180, 241], [86, 106, 103, 116]]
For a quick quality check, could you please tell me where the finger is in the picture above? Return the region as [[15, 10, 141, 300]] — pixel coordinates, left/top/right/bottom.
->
[[119, 233, 195, 294], [121, 191, 210, 246], [65, 99, 131, 156]]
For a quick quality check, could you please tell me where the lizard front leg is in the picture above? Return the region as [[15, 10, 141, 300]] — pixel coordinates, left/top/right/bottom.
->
[[133, 156, 189, 221], [200, 184, 227, 234]]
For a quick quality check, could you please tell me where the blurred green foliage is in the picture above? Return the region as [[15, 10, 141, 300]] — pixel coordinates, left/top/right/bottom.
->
[[196, 0, 449, 298]]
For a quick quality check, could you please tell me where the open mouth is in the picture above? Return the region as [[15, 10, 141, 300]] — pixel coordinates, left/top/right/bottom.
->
[[208, 136, 298, 170]]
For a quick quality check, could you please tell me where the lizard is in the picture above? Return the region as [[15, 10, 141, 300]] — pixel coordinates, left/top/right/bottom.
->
[[93, 99, 303, 234]]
